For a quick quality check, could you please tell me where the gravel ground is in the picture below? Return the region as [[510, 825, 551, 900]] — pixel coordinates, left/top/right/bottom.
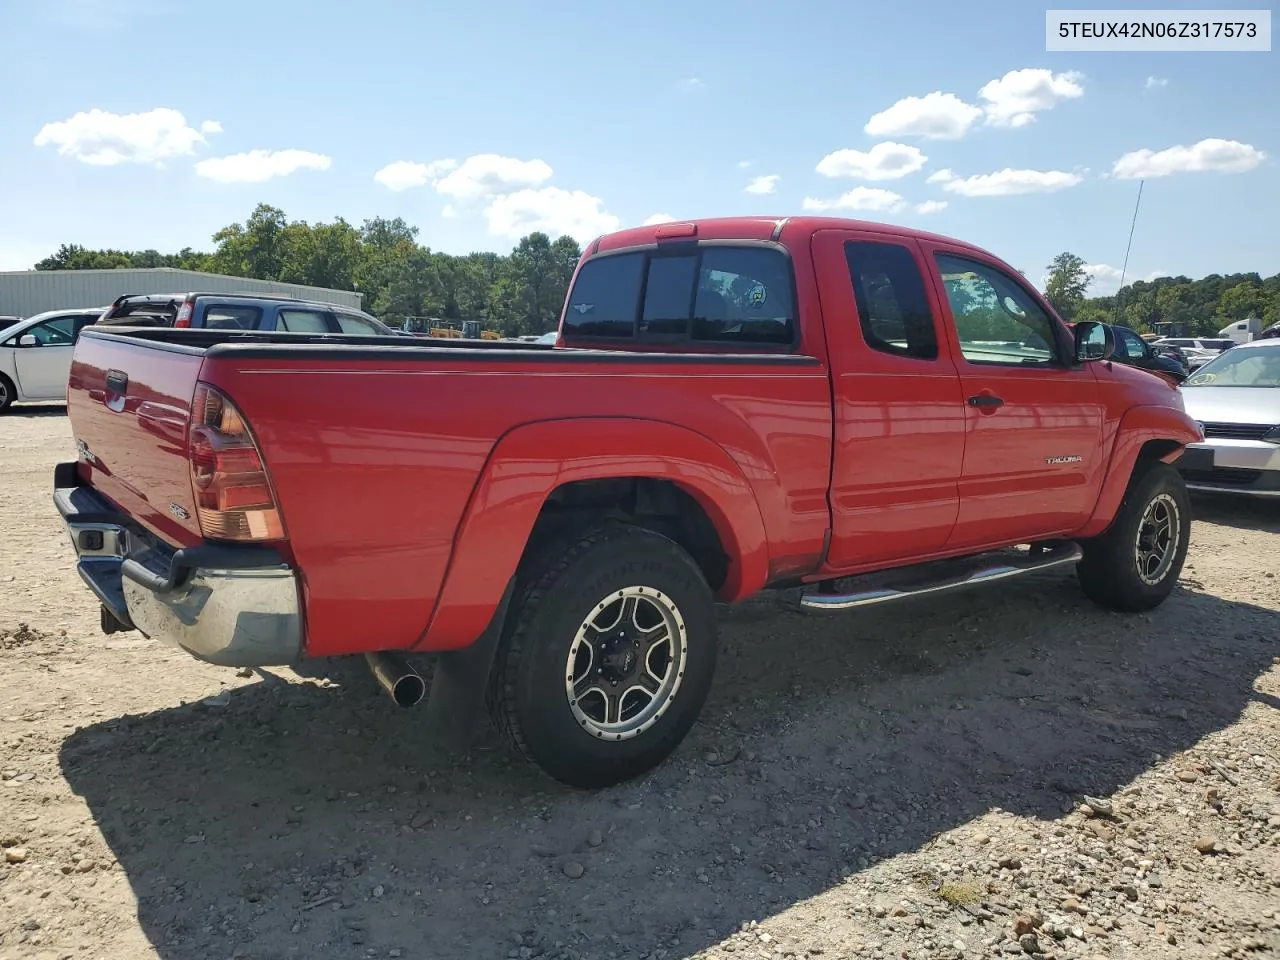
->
[[1, 405, 1278, 960]]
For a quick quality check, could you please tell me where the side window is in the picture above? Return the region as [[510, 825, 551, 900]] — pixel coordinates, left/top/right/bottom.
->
[[692, 247, 794, 345], [564, 252, 645, 338], [277, 310, 331, 333], [934, 254, 1059, 366], [202, 305, 261, 330], [26, 317, 77, 346], [844, 241, 938, 360], [1116, 328, 1147, 360], [333, 312, 382, 335]]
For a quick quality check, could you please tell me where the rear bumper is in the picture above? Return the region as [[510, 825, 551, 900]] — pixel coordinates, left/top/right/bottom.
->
[[1175, 440, 1280, 499], [54, 462, 303, 666]]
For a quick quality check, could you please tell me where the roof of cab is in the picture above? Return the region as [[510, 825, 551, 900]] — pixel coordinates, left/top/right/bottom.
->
[[590, 216, 990, 257]]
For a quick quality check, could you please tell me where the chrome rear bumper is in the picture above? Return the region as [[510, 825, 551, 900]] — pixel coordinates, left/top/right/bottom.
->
[[54, 464, 303, 667]]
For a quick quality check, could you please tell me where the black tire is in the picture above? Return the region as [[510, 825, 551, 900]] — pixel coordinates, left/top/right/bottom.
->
[[488, 522, 717, 789], [1077, 460, 1191, 612], [0, 373, 14, 413]]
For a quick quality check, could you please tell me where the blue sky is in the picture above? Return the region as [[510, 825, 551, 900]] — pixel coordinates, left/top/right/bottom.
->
[[0, 0, 1275, 293]]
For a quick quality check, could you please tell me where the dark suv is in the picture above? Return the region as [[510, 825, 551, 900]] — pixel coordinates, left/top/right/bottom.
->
[[98, 293, 395, 335]]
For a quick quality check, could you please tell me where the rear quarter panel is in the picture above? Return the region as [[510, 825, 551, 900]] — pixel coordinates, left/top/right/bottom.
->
[[199, 350, 833, 657]]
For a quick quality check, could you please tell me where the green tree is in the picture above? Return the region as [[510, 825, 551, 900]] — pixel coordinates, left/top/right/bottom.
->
[[1043, 252, 1091, 321]]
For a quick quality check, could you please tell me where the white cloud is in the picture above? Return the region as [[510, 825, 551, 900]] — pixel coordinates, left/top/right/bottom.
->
[[684, 77, 705, 89], [933, 167, 1084, 196], [484, 187, 620, 242], [816, 142, 928, 181], [1145, 76, 1169, 90], [979, 68, 1084, 127], [802, 187, 906, 214], [865, 91, 983, 141], [1079, 263, 1168, 294], [441, 204, 460, 219], [434, 154, 553, 199], [373, 158, 458, 191], [200, 119, 223, 135], [745, 174, 780, 195], [914, 200, 948, 214], [1111, 138, 1265, 179], [33, 107, 214, 166], [737, 160, 752, 169], [642, 213, 676, 225], [194, 149, 332, 183]]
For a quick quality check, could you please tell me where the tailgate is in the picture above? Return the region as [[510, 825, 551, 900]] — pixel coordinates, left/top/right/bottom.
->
[[66, 332, 204, 546]]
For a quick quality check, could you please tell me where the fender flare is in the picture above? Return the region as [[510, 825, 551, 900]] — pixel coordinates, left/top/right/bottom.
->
[[415, 417, 771, 651], [1075, 403, 1201, 539]]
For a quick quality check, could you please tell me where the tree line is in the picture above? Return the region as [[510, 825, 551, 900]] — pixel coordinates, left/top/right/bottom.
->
[[35, 203, 582, 338], [1043, 251, 1280, 336]]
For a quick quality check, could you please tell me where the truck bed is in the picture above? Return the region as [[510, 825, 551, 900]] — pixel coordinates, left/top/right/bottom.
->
[[65, 327, 834, 658]]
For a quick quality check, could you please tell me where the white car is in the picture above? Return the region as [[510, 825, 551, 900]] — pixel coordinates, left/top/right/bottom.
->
[[1153, 337, 1234, 370], [0, 308, 105, 412], [1175, 338, 1280, 498]]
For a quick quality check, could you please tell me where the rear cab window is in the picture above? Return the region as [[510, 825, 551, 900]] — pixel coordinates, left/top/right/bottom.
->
[[563, 244, 796, 348], [198, 304, 262, 330]]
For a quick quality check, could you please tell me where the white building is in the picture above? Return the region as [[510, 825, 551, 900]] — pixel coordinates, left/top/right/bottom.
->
[[0, 267, 362, 318]]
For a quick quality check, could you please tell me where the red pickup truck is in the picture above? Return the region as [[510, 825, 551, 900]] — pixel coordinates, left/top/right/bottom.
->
[[55, 216, 1201, 788]]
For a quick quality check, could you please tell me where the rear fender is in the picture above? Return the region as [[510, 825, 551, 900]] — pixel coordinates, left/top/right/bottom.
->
[[1074, 404, 1201, 539], [415, 418, 770, 651]]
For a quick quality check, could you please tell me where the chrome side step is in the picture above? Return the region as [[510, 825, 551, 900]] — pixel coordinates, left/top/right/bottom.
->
[[800, 541, 1083, 612]]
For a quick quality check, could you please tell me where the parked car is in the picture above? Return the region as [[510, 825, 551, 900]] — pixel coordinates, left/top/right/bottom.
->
[[0, 307, 106, 412], [54, 215, 1200, 788], [1107, 324, 1188, 383], [1152, 337, 1233, 370], [1174, 338, 1280, 498], [98, 293, 395, 335]]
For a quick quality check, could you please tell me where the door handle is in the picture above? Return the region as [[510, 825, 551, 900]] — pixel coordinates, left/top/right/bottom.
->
[[967, 394, 1004, 408]]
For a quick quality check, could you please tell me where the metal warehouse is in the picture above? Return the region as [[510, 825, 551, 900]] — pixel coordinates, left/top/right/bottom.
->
[[0, 267, 363, 318]]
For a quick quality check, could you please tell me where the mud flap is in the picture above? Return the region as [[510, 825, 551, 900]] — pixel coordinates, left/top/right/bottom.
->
[[423, 579, 514, 750]]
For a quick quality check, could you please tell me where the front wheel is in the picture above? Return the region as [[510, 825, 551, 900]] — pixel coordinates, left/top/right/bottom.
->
[[0, 374, 14, 414], [1077, 460, 1191, 612], [488, 522, 717, 788]]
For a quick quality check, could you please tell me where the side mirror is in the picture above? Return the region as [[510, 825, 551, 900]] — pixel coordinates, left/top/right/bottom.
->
[[18, 334, 37, 348], [1074, 321, 1114, 362]]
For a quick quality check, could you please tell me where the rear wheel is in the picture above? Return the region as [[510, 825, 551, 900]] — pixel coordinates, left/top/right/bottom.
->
[[1077, 460, 1191, 612], [0, 374, 14, 413], [488, 522, 717, 788]]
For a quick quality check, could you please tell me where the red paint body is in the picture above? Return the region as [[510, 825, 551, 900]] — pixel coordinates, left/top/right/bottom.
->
[[64, 216, 1200, 659]]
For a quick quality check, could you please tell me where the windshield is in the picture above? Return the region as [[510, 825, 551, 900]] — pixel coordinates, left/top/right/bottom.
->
[[1184, 347, 1280, 388]]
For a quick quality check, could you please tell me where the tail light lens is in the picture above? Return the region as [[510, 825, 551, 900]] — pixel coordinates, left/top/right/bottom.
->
[[188, 383, 284, 541], [175, 298, 195, 328]]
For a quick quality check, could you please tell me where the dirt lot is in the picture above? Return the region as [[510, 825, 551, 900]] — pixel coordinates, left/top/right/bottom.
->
[[1, 406, 1278, 960]]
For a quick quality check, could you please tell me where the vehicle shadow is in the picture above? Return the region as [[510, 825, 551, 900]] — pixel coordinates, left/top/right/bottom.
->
[[1190, 492, 1280, 533], [59, 576, 1279, 960], [7, 403, 67, 418]]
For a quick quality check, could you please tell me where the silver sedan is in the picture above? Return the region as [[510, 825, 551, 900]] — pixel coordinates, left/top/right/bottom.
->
[[1175, 338, 1280, 498]]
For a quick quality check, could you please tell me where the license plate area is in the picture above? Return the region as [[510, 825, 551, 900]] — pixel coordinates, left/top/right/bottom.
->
[[1177, 447, 1214, 472]]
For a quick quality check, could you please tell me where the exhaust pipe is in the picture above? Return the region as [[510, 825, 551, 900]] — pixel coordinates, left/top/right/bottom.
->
[[365, 651, 426, 708]]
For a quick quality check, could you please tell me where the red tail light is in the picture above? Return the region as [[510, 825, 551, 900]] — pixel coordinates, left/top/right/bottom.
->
[[188, 383, 285, 542], [175, 297, 195, 328]]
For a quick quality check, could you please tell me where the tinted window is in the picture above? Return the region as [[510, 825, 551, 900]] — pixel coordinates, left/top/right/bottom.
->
[[334, 312, 383, 335], [202, 305, 261, 330], [844, 241, 938, 360], [935, 254, 1058, 366], [1115, 327, 1148, 360], [278, 309, 331, 333], [564, 252, 644, 337], [24, 316, 77, 346], [564, 246, 795, 345], [641, 255, 698, 336], [692, 247, 793, 344]]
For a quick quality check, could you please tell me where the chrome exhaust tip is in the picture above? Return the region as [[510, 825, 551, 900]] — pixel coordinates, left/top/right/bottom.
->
[[364, 651, 426, 708]]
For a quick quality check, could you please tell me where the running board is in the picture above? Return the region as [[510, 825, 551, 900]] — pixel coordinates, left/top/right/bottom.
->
[[800, 541, 1083, 612]]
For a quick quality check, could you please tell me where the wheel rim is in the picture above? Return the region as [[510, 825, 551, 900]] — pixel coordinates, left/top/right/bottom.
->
[[1134, 492, 1180, 586], [0, 381, 8, 406], [565, 586, 688, 741]]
